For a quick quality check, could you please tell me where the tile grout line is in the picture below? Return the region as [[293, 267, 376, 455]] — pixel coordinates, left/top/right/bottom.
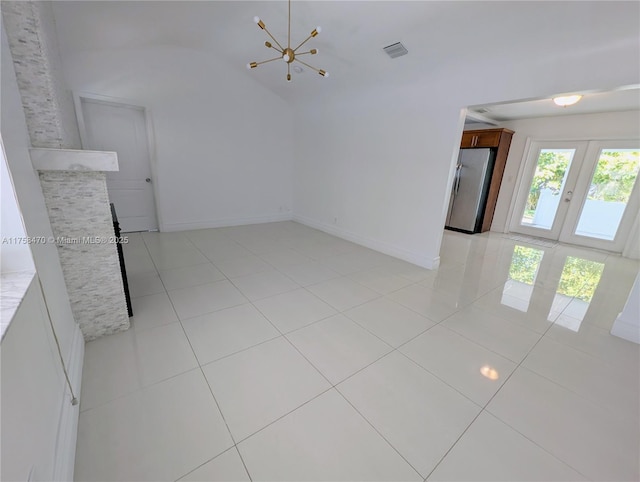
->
[[118, 226, 627, 482], [238, 284, 432, 475], [142, 231, 256, 482], [334, 380, 425, 480], [423, 288, 591, 482], [253, 293, 443, 480], [173, 228, 398, 477]]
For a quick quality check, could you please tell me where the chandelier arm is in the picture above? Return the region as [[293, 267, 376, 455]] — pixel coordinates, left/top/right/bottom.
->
[[293, 35, 313, 52], [255, 56, 284, 67], [262, 25, 285, 51], [293, 58, 320, 73], [252, 4, 324, 81]]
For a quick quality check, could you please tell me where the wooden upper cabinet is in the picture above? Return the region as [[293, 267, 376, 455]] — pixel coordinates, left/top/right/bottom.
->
[[460, 129, 504, 148]]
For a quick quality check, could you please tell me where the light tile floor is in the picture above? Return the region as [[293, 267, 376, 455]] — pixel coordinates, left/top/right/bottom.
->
[[75, 222, 640, 481]]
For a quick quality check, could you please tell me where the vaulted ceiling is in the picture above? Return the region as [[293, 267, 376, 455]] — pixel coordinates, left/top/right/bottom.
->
[[52, 1, 640, 115]]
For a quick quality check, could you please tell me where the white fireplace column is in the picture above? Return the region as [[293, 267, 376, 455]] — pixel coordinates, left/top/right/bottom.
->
[[31, 148, 130, 340], [611, 272, 640, 344], [3, 1, 130, 340]]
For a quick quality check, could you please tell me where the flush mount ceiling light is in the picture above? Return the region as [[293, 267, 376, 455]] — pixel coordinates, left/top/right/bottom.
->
[[553, 94, 583, 107], [247, 0, 328, 82]]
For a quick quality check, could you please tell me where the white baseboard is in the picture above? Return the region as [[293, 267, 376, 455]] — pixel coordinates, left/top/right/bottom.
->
[[611, 314, 640, 345], [293, 215, 440, 269], [160, 213, 293, 232], [53, 326, 84, 481]]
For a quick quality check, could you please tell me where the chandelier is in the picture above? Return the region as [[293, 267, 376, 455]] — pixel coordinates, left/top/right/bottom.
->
[[247, 0, 328, 82]]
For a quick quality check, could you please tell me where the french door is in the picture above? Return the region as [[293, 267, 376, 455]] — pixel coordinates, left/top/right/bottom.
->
[[511, 139, 640, 252]]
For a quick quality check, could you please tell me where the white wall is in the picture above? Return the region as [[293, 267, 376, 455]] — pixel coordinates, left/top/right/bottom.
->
[[294, 86, 463, 267], [53, 1, 640, 264], [1, 23, 83, 480], [57, 46, 294, 231], [0, 140, 34, 273], [1, 278, 67, 481], [293, 2, 640, 268], [1, 23, 80, 366], [492, 110, 640, 234]]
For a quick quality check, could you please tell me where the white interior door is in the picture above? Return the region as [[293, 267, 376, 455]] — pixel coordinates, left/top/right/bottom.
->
[[78, 97, 158, 232], [511, 139, 640, 252]]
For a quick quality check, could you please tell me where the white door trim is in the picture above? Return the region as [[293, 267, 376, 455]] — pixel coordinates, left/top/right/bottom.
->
[[505, 135, 640, 235], [509, 140, 588, 239], [73, 92, 163, 231], [559, 139, 640, 251]]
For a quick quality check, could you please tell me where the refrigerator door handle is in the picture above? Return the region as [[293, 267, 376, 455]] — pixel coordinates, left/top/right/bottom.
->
[[454, 164, 462, 195]]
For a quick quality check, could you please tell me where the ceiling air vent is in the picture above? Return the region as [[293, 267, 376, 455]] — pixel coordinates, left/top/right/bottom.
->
[[383, 42, 408, 59]]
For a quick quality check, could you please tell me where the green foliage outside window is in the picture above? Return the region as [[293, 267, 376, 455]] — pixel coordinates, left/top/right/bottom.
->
[[508, 246, 604, 303], [524, 149, 639, 221], [557, 256, 604, 303], [524, 150, 573, 219], [508, 245, 543, 285], [588, 150, 639, 203]]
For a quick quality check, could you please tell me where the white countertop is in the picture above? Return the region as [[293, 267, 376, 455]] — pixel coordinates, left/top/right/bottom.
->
[[1, 270, 36, 340]]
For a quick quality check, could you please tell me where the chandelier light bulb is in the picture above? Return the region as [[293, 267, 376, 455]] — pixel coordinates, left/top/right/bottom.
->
[[246, 63, 251, 70], [316, 26, 322, 33], [253, 16, 261, 24], [283, 54, 290, 62]]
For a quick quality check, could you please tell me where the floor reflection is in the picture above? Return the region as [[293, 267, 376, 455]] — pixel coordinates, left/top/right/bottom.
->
[[498, 243, 610, 333], [501, 245, 544, 312], [552, 256, 605, 331]]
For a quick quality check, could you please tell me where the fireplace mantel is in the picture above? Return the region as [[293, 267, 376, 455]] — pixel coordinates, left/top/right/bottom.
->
[[30, 148, 119, 172]]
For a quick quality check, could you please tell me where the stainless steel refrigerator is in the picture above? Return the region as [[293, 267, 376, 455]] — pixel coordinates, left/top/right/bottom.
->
[[445, 148, 494, 233]]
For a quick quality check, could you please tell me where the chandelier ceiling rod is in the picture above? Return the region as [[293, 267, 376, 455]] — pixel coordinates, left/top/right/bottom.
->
[[247, 0, 329, 82]]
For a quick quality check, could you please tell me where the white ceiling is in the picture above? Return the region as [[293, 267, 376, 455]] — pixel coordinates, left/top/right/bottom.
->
[[53, 1, 452, 100], [467, 86, 640, 123], [52, 1, 640, 108]]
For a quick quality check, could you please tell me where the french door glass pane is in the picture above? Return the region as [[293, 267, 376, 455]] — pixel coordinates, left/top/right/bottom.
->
[[521, 149, 576, 229], [574, 148, 640, 240]]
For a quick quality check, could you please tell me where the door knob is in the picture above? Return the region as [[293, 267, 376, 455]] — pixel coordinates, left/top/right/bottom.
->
[[145, 178, 151, 183]]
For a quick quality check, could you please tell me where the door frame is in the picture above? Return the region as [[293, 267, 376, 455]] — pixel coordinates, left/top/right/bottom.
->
[[509, 139, 588, 239], [73, 92, 163, 231], [558, 139, 640, 252], [507, 136, 640, 254]]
